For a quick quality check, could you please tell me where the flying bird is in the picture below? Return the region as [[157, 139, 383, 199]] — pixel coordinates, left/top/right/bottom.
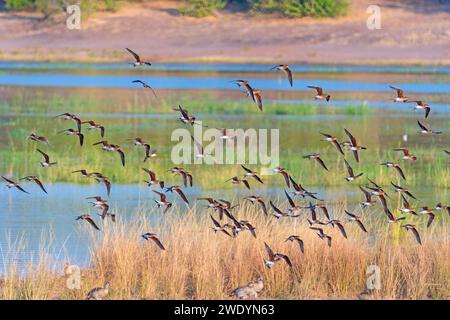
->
[[391, 182, 416, 200], [393, 148, 417, 161], [27, 132, 50, 146], [241, 165, 264, 184], [37, 149, 57, 167], [19, 176, 47, 194], [142, 168, 164, 188], [272, 167, 291, 187], [345, 210, 367, 233], [343, 128, 366, 163], [285, 235, 304, 253], [381, 162, 406, 180], [344, 159, 363, 182], [2, 176, 29, 194], [58, 128, 84, 146], [76, 214, 100, 231], [271, 65, 293, 86], [303, 153, 328, 171], [125, 48, 151, 67], [142, 233, 165, 250], [132, 80, 157, 97], [389, 85, 408, 102], [401, 224, 422, 245], [307, 85, 331, 101], [165, 185, 189, 205], [412, 101, 430, 118], [54, 113, 82, 131], [320, 132, 344, 155], [263, 242, 292, 269], [153, 190, 172, 214], [81, 120, 105, 138], [417, 121, 442, 135]]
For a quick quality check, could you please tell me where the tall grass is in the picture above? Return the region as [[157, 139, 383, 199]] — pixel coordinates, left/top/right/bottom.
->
[[0, 203, 448, 299]]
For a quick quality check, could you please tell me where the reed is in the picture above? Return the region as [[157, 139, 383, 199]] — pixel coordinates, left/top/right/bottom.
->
[[0, 203, 448, 300]]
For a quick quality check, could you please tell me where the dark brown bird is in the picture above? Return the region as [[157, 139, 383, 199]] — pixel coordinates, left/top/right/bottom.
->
[[153, 190, 172, 213], [226, 176, 250, 189], [343, 128, 366, 163], [271, 65, 293, 86], [359, 186, 375, 208], [231, 80, 255, 102], [173, 105, 207, 127], [76, 214, 100, 231], [307, 85, 331, 101], [37, 149, 57, 167], [91, 173, 112, 197], [125, 48, 151, 67], [19, 176, 47, 194], [418, 207, 435, 228], [81, 120, 105, 138], [303, 153, 328, 171], [389, 85, 409, 102], [54, 112, 82, 131], [132, 80, 157, 97], [93, 141, 125, 166], [27, 132, 50, 146], [344, 159, 363, 182], [320, 132, 344, 155], [210, 215, 232, 237], [417, 120, 442, 135], [289, 176, 321, 200], [269, 200, 289, 219], [391, 182, 416, 200], [327, 219, 348, 239], [2, 176, 29, 194], [381, 162, 406, 180], [244, 195, 268, 216], [142, 168, 164, 188], [241, 165, 263, 184], [345, 210, 367, 233], [272, 167, 291, 187], [393, 148, 417, 161], [263, 242, 292, 269], [310, 227, 332, 247], [285, 235, 304, 253], [142, 233, 165, 250], [165, 185, 189, 205], [401, 224, 422, 245], [413, 100, 430, 118], [58, 128, 84, 146]]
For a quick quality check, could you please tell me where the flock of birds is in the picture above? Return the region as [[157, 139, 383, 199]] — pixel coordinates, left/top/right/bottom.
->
[[2, 48, 449, 299]]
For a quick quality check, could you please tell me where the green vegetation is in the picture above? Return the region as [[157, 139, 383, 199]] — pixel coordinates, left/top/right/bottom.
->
[[5, 0, 350, 19], [178, 0, 228, 18], [251, 0, 349, 18]]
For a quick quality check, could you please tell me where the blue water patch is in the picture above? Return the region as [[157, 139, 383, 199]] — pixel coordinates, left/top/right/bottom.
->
[[1, 73, 450, 93]]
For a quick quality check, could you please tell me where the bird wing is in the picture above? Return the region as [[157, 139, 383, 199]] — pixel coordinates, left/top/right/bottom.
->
[[264, 242, 275, 260], [359, 186, 372, 202], [254, 91, 263, 111], [284, 67, 293, 87], [210, 214, 221, 228], [284, 190, 296, 208], [410, 227, 422, 245], [85, 216, 100, 231], [104, 180, 111, 197], [315, 157, 328, 171], [307, 85, 322, 95], [344, 159, 354, 176], [117, 149, 126, 166], [126, 47, 141, 62], [417, 120, 428, 131], [394, 165, 406, 180], [151, 236, 165, 250], [344, 128, 357, 147], [269, 201, 284, 216], [336, 222, 347, 239], [142, 168, 156, 180], [33, 178, 47, 194], [356, 220, 367, 233], [175, 188, 189, 204], [257, 199, 268, 216], [277, 254, 293, 268], [242, 179, 250, 189], [37, 149, 50, 162]]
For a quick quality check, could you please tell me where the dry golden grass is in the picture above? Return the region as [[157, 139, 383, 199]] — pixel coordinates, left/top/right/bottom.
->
[[0, 203, 448, 300]]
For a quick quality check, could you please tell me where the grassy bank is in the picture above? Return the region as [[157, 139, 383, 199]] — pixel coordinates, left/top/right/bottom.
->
[[0, 203, 448, 299]]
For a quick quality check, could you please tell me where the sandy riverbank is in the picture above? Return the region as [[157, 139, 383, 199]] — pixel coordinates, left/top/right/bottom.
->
[[0, 0, 449, 65]]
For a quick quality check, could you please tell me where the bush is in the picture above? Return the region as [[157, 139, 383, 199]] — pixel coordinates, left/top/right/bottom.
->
[[178, 0, 228, 17], [252, 0, 350, 18], [5, 0, 35, 10]]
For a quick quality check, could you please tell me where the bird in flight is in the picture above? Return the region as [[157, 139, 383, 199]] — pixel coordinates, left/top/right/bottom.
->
[[27, 132, 50, 146], [54, 112, 82, 132], [401, 224, 422, 245], [303, 153, 328, 171], [37, 149, 57, 167], [393, 148, 417, 161], [2, 176, 29, 194], [344, 159, 363, 182], [81, 120, 105, 138], [271, 65, 293, 87], [380, 162, 406, 180], [412, 101, 430, 118], [320, 132, 344, 156], [142, 232, 165, 250], [307, 85, 331, 101], [263, 242, 292, 269], [343, 128, 366, 163], [125, 48, 151, 67], [417, 121, 442, 135], [76, 214, 100, 231], [19, 176, 47, 194], [58, 128, 84, 146], [132, 80, 157, 98], [285, 235, 304, 253], [389, 85, 408, 102]]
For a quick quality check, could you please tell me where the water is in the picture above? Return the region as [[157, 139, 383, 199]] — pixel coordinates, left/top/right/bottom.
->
[[0, 62, 448, 274]]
